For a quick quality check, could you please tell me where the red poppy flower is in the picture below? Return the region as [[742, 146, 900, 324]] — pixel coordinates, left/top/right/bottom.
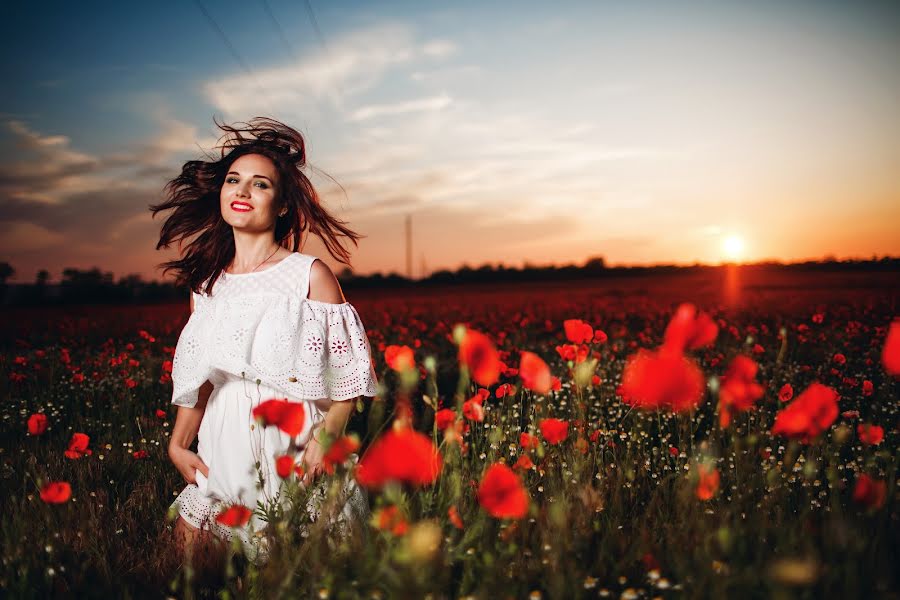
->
[[322, 435, 361, 474], [663, 303, 718, 353], [40, 481, 72, 504], [883, 319, 900, 375], [64, 432, 92, 459], [385, 345, 415, 372], [458, 328, 501, 387], [593, 329, 608, 344], [155, 409, 167, 419], [771, 383, 839, 442], [448, 505, 464, 529], [132, 450, 149, 459], [27, 413, 48, 436], [861, 380, 874, 396], [374, 505, 408, 536], [718, 354, 765, 428], [513, 454, 535, 471], [477, 463, 529, 519], [216, 504, 252, 527], [252, 398, 306, 437], [852, 474, 886, 509], [434, 408, 457, 431], [519, 432, 539, 450], [620, 348, 705, 412], [519, 351, 551, 394], [539, 418, 569, 445], [778, 383, 794, 402], [695, 464, 720, 501], [275, 454, 296, 478], [355, 426, 443, 488], [563, 319, 593, 344], [857, 424, 884, 446], [462, 398, 484, 422]]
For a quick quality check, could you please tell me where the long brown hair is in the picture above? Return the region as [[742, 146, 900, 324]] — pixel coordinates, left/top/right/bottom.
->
[[149, 116, 362, 295]]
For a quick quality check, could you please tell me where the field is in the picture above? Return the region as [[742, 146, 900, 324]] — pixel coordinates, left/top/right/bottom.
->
[[1, 268, 897, 599]]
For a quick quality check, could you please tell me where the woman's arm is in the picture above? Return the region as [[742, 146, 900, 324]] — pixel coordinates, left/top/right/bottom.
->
[[168, 380, 213, 451]]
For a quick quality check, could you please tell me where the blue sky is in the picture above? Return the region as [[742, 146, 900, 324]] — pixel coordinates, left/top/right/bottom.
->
[[1, 0, 898, 282]]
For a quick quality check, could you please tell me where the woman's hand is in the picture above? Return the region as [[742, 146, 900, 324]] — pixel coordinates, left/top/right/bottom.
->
[[168, 445, 209, 485], [300, 431, 326, 487]]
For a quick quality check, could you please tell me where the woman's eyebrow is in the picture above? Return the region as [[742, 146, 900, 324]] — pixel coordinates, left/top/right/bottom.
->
[[227, 171, 274, 183]]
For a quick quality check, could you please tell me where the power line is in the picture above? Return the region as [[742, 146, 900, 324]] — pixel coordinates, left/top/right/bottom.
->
[[193, 0, 278, 117]]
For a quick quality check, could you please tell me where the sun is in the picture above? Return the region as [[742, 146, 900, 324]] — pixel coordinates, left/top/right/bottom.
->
[[722, 235, 745, 262]]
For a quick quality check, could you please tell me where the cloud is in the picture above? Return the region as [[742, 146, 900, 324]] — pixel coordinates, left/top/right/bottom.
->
[[202, 23, 420, 119], [349, 94, 452, 122], [421, 40, 458, 58]]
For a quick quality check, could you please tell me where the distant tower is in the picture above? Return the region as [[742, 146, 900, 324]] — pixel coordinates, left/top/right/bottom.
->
[[405, 213, 412, 279], [420, 253, 427, 280]]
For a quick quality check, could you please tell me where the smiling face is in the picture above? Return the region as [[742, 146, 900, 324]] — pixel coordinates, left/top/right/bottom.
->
[[220, 153, 282, 232]]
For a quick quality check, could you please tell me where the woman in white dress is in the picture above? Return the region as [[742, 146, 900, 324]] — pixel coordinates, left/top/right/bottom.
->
[[149, 117, 379, 569]]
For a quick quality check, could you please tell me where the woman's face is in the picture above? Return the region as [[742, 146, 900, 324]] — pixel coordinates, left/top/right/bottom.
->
[[220, 153, 281, 232]]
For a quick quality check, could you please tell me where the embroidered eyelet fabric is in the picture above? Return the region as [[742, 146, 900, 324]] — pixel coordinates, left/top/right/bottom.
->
[[170, 252, 379, 409]]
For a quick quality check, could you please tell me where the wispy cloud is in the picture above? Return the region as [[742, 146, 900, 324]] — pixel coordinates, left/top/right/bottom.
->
[[349, 94, 452, 122]]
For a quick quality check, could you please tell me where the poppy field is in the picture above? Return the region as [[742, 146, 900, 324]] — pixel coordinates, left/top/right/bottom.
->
[[1, 269, 897, 599]]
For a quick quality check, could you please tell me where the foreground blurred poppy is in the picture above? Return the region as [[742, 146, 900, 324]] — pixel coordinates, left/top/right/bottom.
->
[[275, 454, 296, 479], [64, 433, 92, 459], [718, 355, 765, 428], [252, 398, 306, 437], [563, 319, 593, 344], [663, 303, 718, 353], [385, 345, 415, 372], [216, 504, 252, 527], [539, 418, 569, 445], [27, 413, 48, 436], [695, 464, 720, 500], [458, 328, 501, 387], [857, 424, 884, 446], [322, 434, 361, 474], [883, 319, 900, 375], [519, 351, 552, 394], [477, 463, 529, 519], [771, 383, 839, 442], [620, 348, 705, 412], [40, 481, 71, 504], [373, 505, 408, 536], [852, 474, 886, 510], [356, 426, 443, 488]]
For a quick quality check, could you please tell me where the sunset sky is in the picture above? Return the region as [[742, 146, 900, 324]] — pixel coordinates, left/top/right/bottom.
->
[[1, 0, 898, 283]]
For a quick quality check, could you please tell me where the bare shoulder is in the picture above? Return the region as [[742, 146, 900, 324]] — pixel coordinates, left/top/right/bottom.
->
[[307, 258, 347, 304]]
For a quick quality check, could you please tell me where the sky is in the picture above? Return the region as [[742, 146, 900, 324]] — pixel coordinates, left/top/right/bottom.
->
[[1, 0, 898, 283]]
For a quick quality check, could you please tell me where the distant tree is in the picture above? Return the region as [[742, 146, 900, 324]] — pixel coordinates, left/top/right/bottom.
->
[[0, 262, 13, 285], [35, 270, 49, 286]]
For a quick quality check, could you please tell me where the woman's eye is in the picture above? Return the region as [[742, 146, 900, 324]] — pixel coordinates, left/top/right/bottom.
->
[[226, 177, 237, 183], [255, 182, 267, 188]]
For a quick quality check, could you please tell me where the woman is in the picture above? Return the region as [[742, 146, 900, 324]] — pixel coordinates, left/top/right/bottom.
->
[[149, 117, 379, 568]]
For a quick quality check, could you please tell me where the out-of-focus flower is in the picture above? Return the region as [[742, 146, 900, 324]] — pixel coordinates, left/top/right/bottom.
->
[[252, 398, 306, 437], [40, 481, 71, 504], [434, 408, 457, 431], [663, 303, 718, 353], [857, 424, 884, 446], [563, 319, 593, 344], [462, 398, 484, 422], [322, 434, 360, 474], [385, 345, 415, 372], [620, 348, 705, 412], [373, 505, 408, 536], [64, 433, 92, 459], [695, 464, 720, 501], [356, 426, 442, 488], [275, 454, 296, 478], [519, 432, 539, 450], [216, 504, 252, 527], [852, 474, 886, 510], [448, 505, 464, 529], [539, 418, 569, 445], [519, 351, 552, 394], [771, 383, 839, 443], [513, 454, 535, 471], [27, 413, 48, 436], [718, 355, 765, 428], [778, 383, 794, 402], [883, 319, 900, 375], [458, 328, 501, 387], [477, 463, 529, 519]]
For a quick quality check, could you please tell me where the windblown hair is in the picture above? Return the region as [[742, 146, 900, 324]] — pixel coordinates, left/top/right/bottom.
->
[[149, 116, 362, 295]]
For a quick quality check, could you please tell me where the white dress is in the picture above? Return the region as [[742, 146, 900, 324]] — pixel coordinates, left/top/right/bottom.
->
[[167, 251, 379, 562]]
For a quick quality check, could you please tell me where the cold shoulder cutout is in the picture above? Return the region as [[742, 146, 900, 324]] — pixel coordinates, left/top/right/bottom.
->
[[170, 252, 379, 408]]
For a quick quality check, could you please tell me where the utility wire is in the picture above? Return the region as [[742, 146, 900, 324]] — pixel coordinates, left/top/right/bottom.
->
[[193, 0, 278, 117]]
